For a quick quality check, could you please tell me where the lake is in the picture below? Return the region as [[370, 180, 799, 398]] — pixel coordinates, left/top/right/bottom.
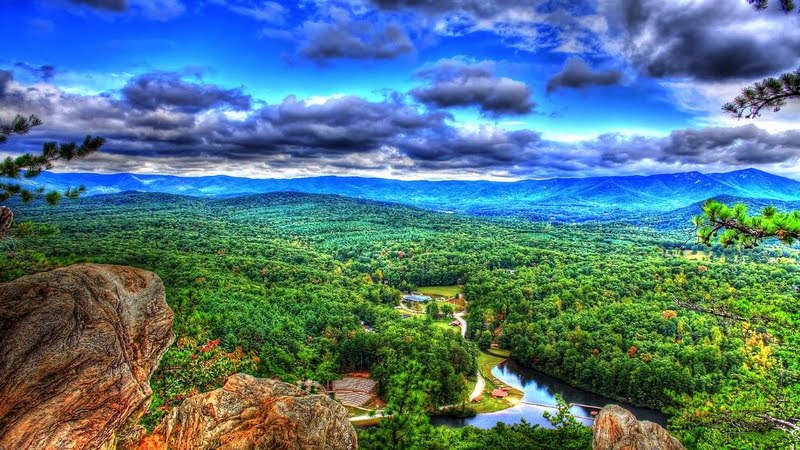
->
[[432, 359, 668, 429]]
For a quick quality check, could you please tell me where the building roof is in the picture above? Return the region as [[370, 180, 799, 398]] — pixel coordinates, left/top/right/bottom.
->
[[403, 294, 432, 302], [491, 389, 509, 398]]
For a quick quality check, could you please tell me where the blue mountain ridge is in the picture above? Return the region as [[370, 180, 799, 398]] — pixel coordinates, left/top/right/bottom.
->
[[19, 168, 800, 220]]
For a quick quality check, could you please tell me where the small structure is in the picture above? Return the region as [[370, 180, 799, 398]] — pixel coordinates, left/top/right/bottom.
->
[[450, 321, 460, 327], [491, 388, 509, 399], [403, 294, 432, 303], [330, 377, 378, 408]]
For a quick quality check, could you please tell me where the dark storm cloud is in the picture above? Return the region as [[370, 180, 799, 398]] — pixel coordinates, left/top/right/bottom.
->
[[662, 125, 800, 165], [4, 72, 800, 177], [225, 94, 452, 156], [546, 57, 621, 93], [0, 71, 11, 98], [368, 0, 535, 17], [122, 72, 252, 112], [14, 63, 56, 82], [69, 0, 127, 11], [367, 0, 606, 53], [582, 125, 800, 169], [411, 58, 534, 116], [605, 0, 800, 80], [300, 19, 414, 61]]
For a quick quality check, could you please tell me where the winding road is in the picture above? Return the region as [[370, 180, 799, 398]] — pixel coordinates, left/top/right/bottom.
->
[[455, 310, 485, 402]]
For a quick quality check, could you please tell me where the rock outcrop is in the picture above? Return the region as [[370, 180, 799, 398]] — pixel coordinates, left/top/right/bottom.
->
[[1, 264, 356, 450], [593, 405, 685, 450], [129, 373, 357, 450], [0, 264, 174, 450]]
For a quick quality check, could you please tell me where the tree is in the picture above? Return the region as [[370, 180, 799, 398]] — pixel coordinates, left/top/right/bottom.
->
[[361, 360, 435, 450], [0, 114, 103, 237], [747, 0, 797, 13], [703, 2, 800, 247], [694, 200, 800, 247], [542, 394, 589, 449], [723, 1, 799, 118]]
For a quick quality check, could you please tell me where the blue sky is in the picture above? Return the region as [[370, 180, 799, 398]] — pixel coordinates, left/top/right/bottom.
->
[[0, 0, 798, 179]]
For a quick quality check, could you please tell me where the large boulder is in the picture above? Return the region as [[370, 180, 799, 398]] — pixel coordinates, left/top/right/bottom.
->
[[131, 373, 357, 450], [0, 264, 174, 450], [593, 405, 685, 450]]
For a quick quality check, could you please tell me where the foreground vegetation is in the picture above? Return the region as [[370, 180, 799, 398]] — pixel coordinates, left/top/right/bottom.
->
[[3, 192, 799, 448]]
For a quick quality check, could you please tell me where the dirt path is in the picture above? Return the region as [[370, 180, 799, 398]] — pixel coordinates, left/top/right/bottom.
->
[[454, 309, 486, 401], [468, 371, 485, 401], [397, 299, 423, 315], [454, 310, 467, 338]]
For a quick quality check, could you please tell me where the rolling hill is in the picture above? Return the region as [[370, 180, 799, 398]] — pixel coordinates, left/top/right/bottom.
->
[[19, 168, 800, 221]]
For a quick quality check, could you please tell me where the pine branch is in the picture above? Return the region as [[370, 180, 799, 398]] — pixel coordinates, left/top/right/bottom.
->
[[748, 0, 798, 12], [695, 200, 800, 247], [724, 68, 800, 118], [0, 114, 104, 237]]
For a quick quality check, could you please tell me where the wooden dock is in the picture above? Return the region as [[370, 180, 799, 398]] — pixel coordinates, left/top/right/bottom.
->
[[517, 400, 599, 421]]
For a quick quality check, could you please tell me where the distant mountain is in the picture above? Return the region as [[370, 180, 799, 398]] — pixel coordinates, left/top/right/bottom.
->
[[21, 168, 800, 221]]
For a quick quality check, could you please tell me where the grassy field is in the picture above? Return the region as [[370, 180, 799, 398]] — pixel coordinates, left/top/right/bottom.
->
[[680, 249, 710, 261], [467, 349, 523, 414], [478, 351, 508, 386], [418, 285, 463, 298], [430, 317, 460, 333]]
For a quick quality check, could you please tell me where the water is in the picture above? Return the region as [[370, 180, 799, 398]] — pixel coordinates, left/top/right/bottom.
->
[[432, 359, 668, 429]]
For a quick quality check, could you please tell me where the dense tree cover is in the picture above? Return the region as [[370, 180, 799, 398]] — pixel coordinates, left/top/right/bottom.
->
[[3, 191, 800, 448], [0, 114, 103, 237], [361, 390, 591, 450], [1, 192, 477, 428]]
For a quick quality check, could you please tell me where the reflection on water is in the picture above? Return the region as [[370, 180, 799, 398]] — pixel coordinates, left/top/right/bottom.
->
[[432, 359, 668, 430]]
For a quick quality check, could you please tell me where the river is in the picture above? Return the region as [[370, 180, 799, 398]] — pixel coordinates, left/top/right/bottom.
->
[[432, 359, 668, 429]]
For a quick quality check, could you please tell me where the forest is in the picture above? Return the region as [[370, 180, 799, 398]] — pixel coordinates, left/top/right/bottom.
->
[[2, 191, 799, 449]]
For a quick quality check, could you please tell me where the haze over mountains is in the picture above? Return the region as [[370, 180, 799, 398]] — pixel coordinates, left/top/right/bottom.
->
[[24, 168, 800, 222]]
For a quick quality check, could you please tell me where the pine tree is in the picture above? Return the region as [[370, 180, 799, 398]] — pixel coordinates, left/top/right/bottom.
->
[[724, 2, 799, 118], [361, 360, 435, 450], [0, 114, 104, 237], [700, 1, 800, 247]]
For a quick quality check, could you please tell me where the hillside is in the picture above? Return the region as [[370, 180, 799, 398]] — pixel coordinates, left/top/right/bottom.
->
[[5, 190, 798, 449], [23, 169, 800, 221]]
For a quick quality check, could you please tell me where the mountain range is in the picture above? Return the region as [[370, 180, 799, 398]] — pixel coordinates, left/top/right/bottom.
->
[[20, 168, 800, 222]]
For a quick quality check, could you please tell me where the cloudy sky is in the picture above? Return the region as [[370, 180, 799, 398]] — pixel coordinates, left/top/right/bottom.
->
[[0, 0, 799, 180]]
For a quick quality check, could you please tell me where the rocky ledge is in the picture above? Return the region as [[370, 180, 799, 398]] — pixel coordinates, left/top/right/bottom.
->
[[129, 373, 357, 450], [593, 404, 685, 450], [0, 264, 174, 450], [0, 264, 356, 450]]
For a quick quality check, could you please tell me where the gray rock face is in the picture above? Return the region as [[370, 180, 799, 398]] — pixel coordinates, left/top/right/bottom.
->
[[593, 405, 685, 450], [0, 264, 174, 450]]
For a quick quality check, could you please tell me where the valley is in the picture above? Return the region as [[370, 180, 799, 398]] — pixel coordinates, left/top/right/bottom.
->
[[3, 188, 799, 448]]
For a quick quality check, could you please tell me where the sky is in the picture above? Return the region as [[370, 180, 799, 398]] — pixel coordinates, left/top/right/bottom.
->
[[0, 0, 799, 180]]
